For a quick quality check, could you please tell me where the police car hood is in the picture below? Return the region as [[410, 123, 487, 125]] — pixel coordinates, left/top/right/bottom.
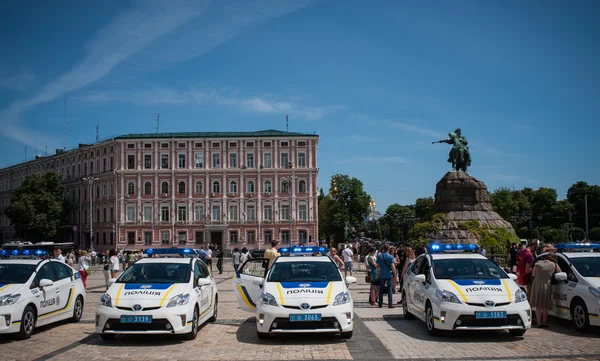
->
[[0, 283, 24, 297], [586, 277, 600, 288], [437, 278, 517, 304], [265, 281, 345, 305], [110, 283, 189, 307]]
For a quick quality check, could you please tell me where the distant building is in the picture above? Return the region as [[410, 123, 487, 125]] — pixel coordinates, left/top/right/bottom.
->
[[0, 130, 319, 251]]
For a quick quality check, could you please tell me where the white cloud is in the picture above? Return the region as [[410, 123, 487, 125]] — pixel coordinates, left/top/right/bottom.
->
[[390, 122, 444, 138], [339, 156, 408, 164], [0, 68, 36, 92]]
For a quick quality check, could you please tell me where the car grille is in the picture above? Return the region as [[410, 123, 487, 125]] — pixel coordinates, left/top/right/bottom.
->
[[104, 318, 173, 332], [465, 302, 511, 307], [282, 305, 328, 310], [115, 306, 161, 311], [270, 317, 340, 331], [453, 314, 523, 328]]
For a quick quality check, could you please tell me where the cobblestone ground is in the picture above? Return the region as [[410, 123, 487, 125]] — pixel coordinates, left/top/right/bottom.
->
[[0, 265, 598, 361]]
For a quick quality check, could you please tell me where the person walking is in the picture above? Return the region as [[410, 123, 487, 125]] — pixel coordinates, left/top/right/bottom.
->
[[508, 243, 519, 273], [263, 240, 281, 277], [390, 247, 400, 293], [216, 247, 224, 274], [232, 248, 241, 274], [366, 247, 379, 305], [109, 249, 120, 279], [341, 245, 354, 277], [240, 247, 252, 264], [206, 246, 213, 272], [530, 252, 560, 328], [376, 244, 396, 308], [78, 250, 91, 291], [401, 246, 416, 277], [103, 250, 111, 291]]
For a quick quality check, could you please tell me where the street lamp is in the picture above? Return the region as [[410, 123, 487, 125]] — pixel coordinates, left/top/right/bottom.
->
[[281, 176, 294, 245], [82, 176, 99, 250]]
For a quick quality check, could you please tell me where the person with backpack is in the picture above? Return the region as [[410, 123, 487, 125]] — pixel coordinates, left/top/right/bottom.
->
[[517, 242, 536, 296]]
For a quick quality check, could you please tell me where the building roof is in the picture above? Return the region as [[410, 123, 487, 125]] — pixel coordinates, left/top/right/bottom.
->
[[116, 129, 318, 140]]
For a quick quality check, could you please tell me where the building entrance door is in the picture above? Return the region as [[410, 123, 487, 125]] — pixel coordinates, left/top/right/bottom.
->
[[211, 231, 222, 246]]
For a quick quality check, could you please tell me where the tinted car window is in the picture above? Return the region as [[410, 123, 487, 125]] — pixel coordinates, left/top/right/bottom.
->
[[117, 263, 191, 284], [267, 262, 342, 282], [433, 258, 508, 279], [51, 262, 72, 280], [0, 264, 36, 284], [571, 257, 600, 277], [32, 263, 57, 287]]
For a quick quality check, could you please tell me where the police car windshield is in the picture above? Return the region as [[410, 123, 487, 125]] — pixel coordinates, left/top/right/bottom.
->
[[570, 257, 600, 277], [433, 259, 507, 279], [0, 264, 36, 284], [268, 261, 342, 282], [117, 263, 191, 284]]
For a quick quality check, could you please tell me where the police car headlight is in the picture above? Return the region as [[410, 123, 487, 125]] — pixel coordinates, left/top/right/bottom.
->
[[0, 294, 20, 307], [515, 289, 527, 303], [333, 291, 351, 306], [167, 293, 190, 308], [99, 294, 112, 308], [435, 290, 460, 304], [259, 292, 278, 307], [589, 287, 600, 299]]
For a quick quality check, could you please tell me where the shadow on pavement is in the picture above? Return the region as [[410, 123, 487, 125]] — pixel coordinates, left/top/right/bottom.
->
[[235, 317, 346, 345], [539, 316, 600, 338]]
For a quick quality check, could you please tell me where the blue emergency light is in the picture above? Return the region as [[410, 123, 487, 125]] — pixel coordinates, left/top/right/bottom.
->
[[428, 242, 479, 253], [278, 246, 328, 255], [0, 249, 48, 257], [143, 248, 195, 256], [555, 243, 600, 251]]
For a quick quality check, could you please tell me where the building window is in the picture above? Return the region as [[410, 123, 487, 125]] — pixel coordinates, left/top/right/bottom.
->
[[110, 232, 114, 245], [144, 154, 152, 169], [229, 153, 237, 168], [110, 183, 114, 196], [263, 141, 271, 147], [127, 232, 135, 245], [281, 231, 290, 244], [127, 205, 136, 222], [178, 154, 186, 168], [247, 181, 255, 193], [144, 143, 152, 148], [144, 205, 152, 222], [161, 231, 170, 245], [298, 230, 307, 244], [281, 153, 289, 168], [229, 204, 238, 221], [178, 181, 185, 194], [280, 141, 289, 147], [110, 207, 114, 222], [103, 208, 107, 222], [281, 181, 289, 193], [246, 153, 254, 168], [103, 232, 107, 245], [246, 141, 254, 147], [297, 141, 306, 147], [103, 183, 107, 197], [264, 230, 273, 243], [127, 182, 135, 195], [195, 153, 203, 168], [161, 206, 169, 222], [212, 181, 220, 193], [90, 161, 94, 174], [212, 205, 221, 221], [161, 142, 169, 148], [161, 182, 169, 194], [127, 155, 135, 169], [178, 206, 186, 222], [144, 231, 152, 245], [263, 153, 272, 168], [178, 142, 185, 148], [247, 231, 256, 244], [178, 232, 186, 244], [230, 231, 238, 244], [161, 154, 169, 169], [297, 152, 306, 168], [144, 182, 152, 195], [195, 142, 203, 148], [281, 205, 290, 220], [194, 204, 204, 221], [195, 181, 203, 194], [246, 205, 255, 221], [195, 231, 203, 244], [264, 180, 272, 194], [127, 144, 135, 149], [212, 153, 220, 168], [299, 180, 306, 193], [264, 205, 272, 220], [212, 142, 220, 148], [299, 204, 307, 220], [229, 181, 237, 194], [96, 209, 100, 223]]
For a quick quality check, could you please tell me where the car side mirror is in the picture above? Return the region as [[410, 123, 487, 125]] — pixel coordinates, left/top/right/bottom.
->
[[252, 278, 263, 286], [414, 274, 426, 283], [508, 273, 518, 281], [554, 272, 568, 282], [197, 278, 211, 287], [39, 279, 54, 288], [345, 276, 357, 285]]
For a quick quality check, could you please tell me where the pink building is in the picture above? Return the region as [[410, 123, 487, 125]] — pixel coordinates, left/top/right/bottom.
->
[[0, 130, 320, 252]]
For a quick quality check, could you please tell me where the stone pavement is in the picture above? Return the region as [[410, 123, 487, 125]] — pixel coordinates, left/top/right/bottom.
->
[[0, 265, 598, 361]]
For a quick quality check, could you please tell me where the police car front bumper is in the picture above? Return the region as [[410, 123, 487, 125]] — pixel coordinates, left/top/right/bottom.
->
[[96, 306, 194, 335], [256, 303, 353, 334], [431, 302, 531, 331], [0, 306, 23, 334]]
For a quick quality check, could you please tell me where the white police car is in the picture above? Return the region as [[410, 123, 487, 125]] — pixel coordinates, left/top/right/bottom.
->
[[0, 250, 86, 339], [232, 246, 356, 339], [402, 243, 531, 336], [535, 243, 600, 332], [95, 248, 217, 340]]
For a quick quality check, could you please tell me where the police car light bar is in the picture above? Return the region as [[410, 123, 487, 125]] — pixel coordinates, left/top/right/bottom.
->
[[0, 249, 48, 257], [428, 242, 479, 253], [555, 243, 600, 251], [278, 246, 328, 255], [143, 248, 196, 256]]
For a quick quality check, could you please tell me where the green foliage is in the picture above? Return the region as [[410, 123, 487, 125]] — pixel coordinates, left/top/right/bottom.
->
[[589, 227, 600, 241], [409, 213, 448, 247], [4, 172, 67, 241], [459, 220, 518, 253], [414, 197, 434, 219], [540, 227, 566, 244], [567, 181, 600, 230], [531, 229, 540, 240], [379, 203, 415, 241], [571, 227, 585, 242]]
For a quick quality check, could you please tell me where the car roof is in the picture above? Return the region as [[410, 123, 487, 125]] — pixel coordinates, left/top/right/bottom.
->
[[0, 259, 43, 265], [274, 256, 333, 263], [136, 257, 193, 264], [429, 253, 488, 260], [559, 252, 600, 259]]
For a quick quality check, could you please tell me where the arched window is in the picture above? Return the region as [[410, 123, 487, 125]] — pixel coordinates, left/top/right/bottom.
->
[[264, 180, 272, 193], [281, 181, 289, 193], [230, 181, 237, 193], [247, 181, 255, 193], [178, 181, 186, 194], [195, 181, 203, 194], [144, 182, 152, 195], [127, 182, 134, 195], [212, 181, 220, 193], [161, 181, 169, 194], [298, 180, 306, 193]]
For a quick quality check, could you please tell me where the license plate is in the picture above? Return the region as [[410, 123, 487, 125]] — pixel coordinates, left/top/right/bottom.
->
[[120, 315, 152, 323], [289, 314, 321, 322], [475, 311, 507, 319]]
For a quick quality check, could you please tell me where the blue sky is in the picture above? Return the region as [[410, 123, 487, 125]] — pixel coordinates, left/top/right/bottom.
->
[[1, 0, 599, 212]]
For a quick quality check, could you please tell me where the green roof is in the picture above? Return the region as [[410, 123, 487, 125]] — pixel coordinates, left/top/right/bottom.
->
[[116, 129, 318, 139]]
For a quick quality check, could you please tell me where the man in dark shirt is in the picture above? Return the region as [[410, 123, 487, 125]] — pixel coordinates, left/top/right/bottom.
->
[[508, 243, 519, 273]]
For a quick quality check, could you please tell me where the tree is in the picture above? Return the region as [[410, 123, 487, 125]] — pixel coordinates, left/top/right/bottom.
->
[[572, 227, 585, 242], [589, 227, 600, 241], [567, 181, 600, 230], [490, 187, 531, 225], [381, 203, 414, 241], [4, 172, 67, 241], [415, 197, 434, 219]]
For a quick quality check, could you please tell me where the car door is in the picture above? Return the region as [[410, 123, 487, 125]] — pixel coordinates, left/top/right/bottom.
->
[[406, 256, 424, 314], [196, 261, 212, 316], [232, 258, 264, 313], [551, 255, 573, 317], [49, 262, 76, 318], [31, 262, 60, 321], [412, 257, 429, 314]]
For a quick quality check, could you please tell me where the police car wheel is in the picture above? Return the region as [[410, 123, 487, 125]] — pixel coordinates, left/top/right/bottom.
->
[[71, 296, 84, 322], [509, 329, 526, 337], [425, 304, 440, 336], [340, 330, 353, 339], [257, 330, 269, 339], [100, 334, 115, 341], [184, 307, 199, 340], [402, 293, 415, 320], [571, 299, 590, 332], [17, 306, 36, 340], [208, 296, 218, 323]]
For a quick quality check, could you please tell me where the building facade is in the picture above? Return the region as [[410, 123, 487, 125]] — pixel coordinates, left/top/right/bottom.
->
[[0, 130, 319, 252]]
